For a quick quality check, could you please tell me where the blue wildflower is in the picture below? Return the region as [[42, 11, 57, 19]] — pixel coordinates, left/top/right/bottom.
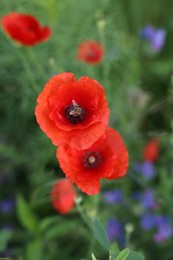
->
[[106, 219, 125, 245], [154, 216, 173, 242], [103, 189, 123, 204], [140, 212, 156, 230], [151, 29, 166, 50], [155, 215, 170, 226], [133, 189, 157, 209], [139, 25, 166, 51], [140, 189, 157, 209], [139, 26, 155, 40], [133, 160, 156, 181], [154, 224, 173, 242], [139, 212, 173, 242], [0, 198, 15, 214]]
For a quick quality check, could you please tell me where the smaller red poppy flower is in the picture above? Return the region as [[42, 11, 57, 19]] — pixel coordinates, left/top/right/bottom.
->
[[77, 40, 104, 64], [143, 138, 159, 162], [56, 127, 129, 195], [35, 72, 110, 150], [51, 179, 76, 214], [0, 12, 51, 46]]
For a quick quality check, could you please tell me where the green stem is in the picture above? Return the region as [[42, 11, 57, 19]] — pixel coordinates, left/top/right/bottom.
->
[[26, 48, 46, 80], [17, 50, 39, 93], [109, 250, 112, 260], [87, 195, 101, 257], [76, 202, 92, 232], [125, 232, 130, 248], [97, 16, 110, 88]]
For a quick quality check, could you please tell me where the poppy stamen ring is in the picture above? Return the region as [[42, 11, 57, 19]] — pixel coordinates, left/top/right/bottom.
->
[[83, 151, 102, 168]]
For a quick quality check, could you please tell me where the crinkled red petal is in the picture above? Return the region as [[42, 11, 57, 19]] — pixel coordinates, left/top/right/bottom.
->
[[56, 127, 128, 195], [35, 73, 110, 149]]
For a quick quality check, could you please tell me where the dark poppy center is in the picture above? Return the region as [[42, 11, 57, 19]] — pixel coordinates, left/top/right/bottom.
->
[[83, 151, 102, 168], [65, 100, 86, 124]]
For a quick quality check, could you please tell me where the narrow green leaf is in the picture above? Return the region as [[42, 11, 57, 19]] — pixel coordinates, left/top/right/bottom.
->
[[91, 253, 97, 260], [0, 229, 12, 251], [116, 248, 130, 260], [92, 218, 110, 251], [16, 193, 38, 233], [126, 250, 144, 260]]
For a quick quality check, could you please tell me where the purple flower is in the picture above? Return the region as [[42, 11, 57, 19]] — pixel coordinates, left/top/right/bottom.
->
[[133, 160, 156, 181], [106, 219, 125, 245], [140, 212, 156, 230], [151, 29, 166, 50], [154, 224, 173, 242], [139, 212, 173, 242], [139, 25, 166, 51], [0, 198, 15, 214], [133, 189, 157, 209], [155, 215, 170, 226], [140, 189, 157, 209], [103, 189, 123, 204], [153, 216, 173, 242], [139, 26, 155, 40]]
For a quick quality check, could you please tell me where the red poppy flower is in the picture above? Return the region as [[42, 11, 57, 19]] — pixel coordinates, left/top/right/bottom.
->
[[143, 138, 159, 162], [51, 179, 76, 214], [35, 72, 110, 150], [1, 12, 51, 46], [77, 40, 104, 64], [56, 127, 129, 195]]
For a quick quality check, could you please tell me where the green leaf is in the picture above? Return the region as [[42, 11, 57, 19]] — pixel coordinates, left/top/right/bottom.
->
[[16, 193, 38, 233], [26, 238, 43, 260], [38, 216, 61, 233], [44, 220, 89, 241], [126, 250, 144, 260], [116, 248, 130, 260], [92, 218, 110, 251], [0, 229, 12, 251], [91, 253, 97, 260]]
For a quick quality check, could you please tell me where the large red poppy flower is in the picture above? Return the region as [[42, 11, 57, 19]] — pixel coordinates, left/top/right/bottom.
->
[[35, 72, 110, 150], [1, 12, 51, 46], [51, 179, 76, 214], [56, 127, 129, 195], [143, 138, 159, 162], [77, 40, 104, 64]]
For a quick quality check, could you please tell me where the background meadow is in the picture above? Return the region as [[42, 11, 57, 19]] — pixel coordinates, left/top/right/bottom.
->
[[1, 0, 173, 259]]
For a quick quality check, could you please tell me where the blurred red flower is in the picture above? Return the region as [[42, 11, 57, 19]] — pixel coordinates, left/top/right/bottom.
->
[[143, 138, 159, 162], [77, 40, 104, 64], [35, 72, 110, 150], [1, 12, 51, 46], [51, 179, 76, 214], [56, 127, 129, 195]]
